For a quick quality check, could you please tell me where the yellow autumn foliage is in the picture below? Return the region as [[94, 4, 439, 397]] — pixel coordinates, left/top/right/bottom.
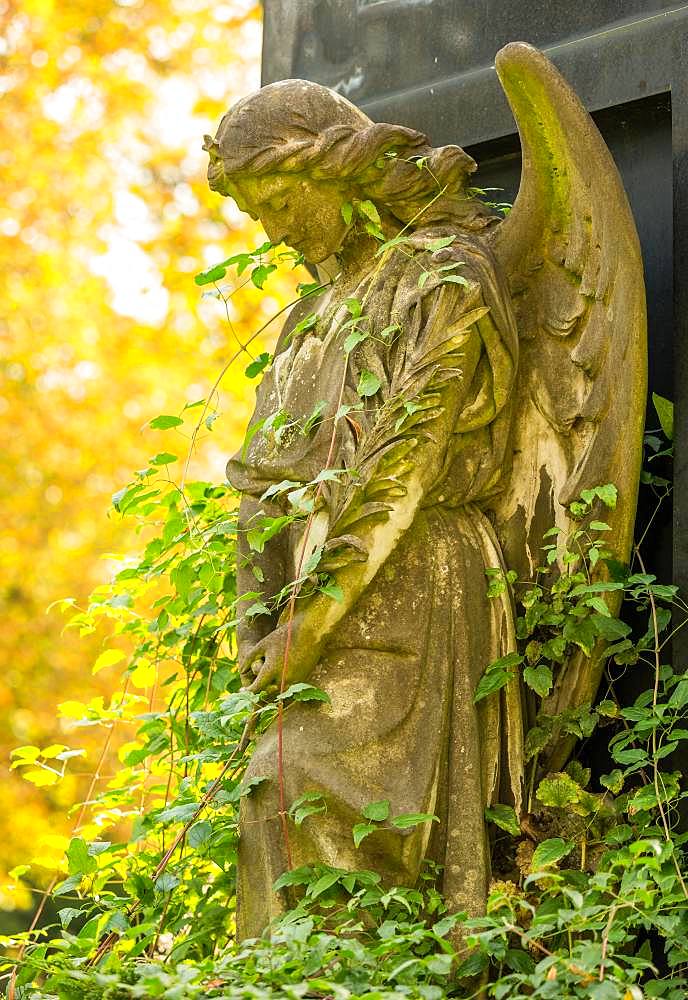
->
[[0, 0, 296, 919]]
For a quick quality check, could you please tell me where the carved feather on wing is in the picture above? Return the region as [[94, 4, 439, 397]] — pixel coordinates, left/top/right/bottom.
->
[[487, 43, 647, 765]]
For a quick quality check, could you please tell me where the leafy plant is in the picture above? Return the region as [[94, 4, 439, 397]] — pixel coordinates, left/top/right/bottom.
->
[[2, 200, 686, 1000]]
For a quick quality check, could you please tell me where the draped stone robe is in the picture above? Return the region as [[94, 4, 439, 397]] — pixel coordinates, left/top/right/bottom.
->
[[227, 228, 524, 940]]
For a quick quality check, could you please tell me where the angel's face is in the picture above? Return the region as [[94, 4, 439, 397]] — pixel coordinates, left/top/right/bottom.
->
[[227, 174, 351, 263]]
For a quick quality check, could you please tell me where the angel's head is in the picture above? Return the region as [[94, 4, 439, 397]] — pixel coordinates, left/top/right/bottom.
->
[[203, 79, 490, 263]]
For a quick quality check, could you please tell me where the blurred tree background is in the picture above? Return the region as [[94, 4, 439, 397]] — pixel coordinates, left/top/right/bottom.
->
[[0, 0, 292, 927]]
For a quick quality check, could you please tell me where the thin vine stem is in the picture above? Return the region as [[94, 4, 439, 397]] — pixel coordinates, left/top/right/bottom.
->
[[86, 718, 254, 967], [180, 280, 330, 496], [8, 678, 132, 998], [634, 543, 688, 901]]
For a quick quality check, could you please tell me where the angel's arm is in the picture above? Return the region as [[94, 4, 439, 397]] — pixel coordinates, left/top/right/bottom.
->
[[246, 278, 513, 691]]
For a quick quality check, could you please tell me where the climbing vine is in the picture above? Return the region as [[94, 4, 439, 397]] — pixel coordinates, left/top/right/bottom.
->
[[2, 214, 687, 998]]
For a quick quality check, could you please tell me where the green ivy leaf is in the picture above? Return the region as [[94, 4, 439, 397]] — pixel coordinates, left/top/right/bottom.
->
[[232, 775, 268, 801], [344, 297, 362, 319], [531, 837, 574, 869], [564, 761, 591, 788], [149, 414, 183, 430], [425, 235, 456, 251], [246, 515, 290, 553], [485, 804, 521, 836], [585, 596, 610, 616], [277, 683, 330, 704], [426, 953, 453, 976], [563, 616, 598, 655], [273, 865, 314, 890], [474, 652, 522, 704], [244, 601, 270, 618], [441, 273, 470, 287], [353, 823, 377, 848], [652, 392, 674, 440], [591, 615, 631, 641], [307, 870, 341, 899], [303, 545, 323, 574], [344, 327, 369, 355], [58, 907, 82, 929], [245, 352, 271, 379], [523, 664, 553, 698], [319, 578, 344, 602], [357, 370, 381, 397], [391, 812, 439, 830], [669, 679, 688, 708], [302, 400, 327, 435], [524, 725, 550, 762], [600, 769, 624, 794], [380, 323, 401, 339], [66, 838, 97, 877], [194, 263, 227, 286], [376, 235, 412, 255], [150, 452, 178, 466], [597, 700, 619, 718], [297, 280, 323, 298], [536, 772, 583, 809], [361, 799, 390, 822], [612, 747, 648, 766], [52, 874, 83, 896], [289, 791, 327, 826], [357, 200, 380, 225], [341, 202, 354, 225], [251, 262, 277, 289], [187, 821, 212, 849], [455, 952, 488, 979], [474, 668, 513, 703], [154, 873, 181, 893], [504, 949, 535, 975], [260, 479, 302, 501], [603, 639, 637, 664], [580, 483, 617, 509], [287, 312, 318, 341]]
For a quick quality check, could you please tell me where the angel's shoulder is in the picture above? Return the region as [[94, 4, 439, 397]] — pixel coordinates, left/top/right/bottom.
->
[[384, 229, 490, 310], [402, 228, 499, 280]]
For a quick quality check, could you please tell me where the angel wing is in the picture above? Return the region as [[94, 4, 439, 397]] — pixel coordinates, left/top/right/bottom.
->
[[486, 43, 647, 769]]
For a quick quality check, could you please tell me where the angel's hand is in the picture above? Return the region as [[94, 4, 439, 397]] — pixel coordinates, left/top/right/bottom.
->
[[242, 617, 318, 695]]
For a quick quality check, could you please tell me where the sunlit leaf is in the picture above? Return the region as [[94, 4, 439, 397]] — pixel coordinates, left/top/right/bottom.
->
[[149, 415, 184, 430], [92, 649, 126, 675]]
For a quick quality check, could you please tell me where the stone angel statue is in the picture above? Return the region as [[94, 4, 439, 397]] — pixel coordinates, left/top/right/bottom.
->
[[203, 42, 646, 940]]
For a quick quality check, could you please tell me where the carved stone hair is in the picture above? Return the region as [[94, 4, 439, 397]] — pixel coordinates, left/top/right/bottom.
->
[[203, 80, 492, 228]]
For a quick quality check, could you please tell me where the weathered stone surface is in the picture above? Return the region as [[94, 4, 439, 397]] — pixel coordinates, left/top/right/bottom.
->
[[204, 42, 646, 940]]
